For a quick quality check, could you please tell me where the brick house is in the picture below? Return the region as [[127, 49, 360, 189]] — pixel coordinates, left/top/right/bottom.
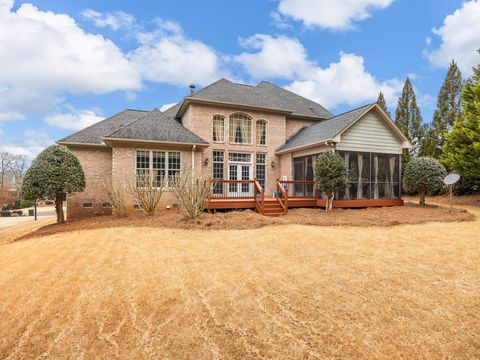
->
[[58, 79, 412, 218]]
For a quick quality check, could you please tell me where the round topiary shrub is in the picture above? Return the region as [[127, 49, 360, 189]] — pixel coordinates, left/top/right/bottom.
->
[[403, 157, 446, 205], [315, 152, 349, 211]]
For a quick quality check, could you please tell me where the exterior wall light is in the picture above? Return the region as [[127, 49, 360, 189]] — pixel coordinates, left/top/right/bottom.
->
[[204, 158, 209, 166], [271, 160, 276, 168]]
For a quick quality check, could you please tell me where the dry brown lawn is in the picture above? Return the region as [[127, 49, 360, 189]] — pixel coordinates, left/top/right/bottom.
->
[[0, 204, 479, 359], [14, 201, 474, 241]]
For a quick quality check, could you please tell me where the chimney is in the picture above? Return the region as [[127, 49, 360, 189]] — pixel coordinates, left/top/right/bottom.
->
[[189, 84, 196, 95]]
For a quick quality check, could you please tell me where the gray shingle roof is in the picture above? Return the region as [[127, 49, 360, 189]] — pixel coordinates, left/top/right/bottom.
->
[[187, 79, 332, 119], [276, 103, 373, 153], [105, 109, 208, 144], [58, 109, 148, 145]]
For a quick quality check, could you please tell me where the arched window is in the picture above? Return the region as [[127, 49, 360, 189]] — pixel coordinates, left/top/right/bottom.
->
[[256, 120, 267, 145], [212, 115, 224, 142], [229, 113, 252, 144]]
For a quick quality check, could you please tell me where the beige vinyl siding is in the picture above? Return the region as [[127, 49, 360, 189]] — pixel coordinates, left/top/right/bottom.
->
[[336, 112, 403, 154]]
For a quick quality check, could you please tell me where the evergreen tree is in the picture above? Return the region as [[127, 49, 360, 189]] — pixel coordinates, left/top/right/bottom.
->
[[377, 92, 390, 116], [442, 57, 480, 192], [394, 77, 424, 164], [422, 61, 463, 158]]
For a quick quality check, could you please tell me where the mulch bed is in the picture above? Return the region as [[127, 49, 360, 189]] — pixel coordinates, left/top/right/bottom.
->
[[15, 201, 475, 241]]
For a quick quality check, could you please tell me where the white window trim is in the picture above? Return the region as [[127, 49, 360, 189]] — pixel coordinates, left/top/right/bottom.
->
[[256, 119, 268, 146], [135, 149, 182, 189], [227, 151, 253, 164], [228, 112, 253, 145], [212, 115, 226, 144], [255, 152, 267, 188]]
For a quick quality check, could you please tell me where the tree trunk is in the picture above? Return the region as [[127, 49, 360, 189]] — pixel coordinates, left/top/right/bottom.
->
[[326, 192, 334, 212], [55, 192, 65, 224], [419, 188, 426, 206]]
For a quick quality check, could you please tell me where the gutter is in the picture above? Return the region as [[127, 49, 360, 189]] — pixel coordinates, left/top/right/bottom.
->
[[101, 137, 209, 147], [275, 139, 335, 155]]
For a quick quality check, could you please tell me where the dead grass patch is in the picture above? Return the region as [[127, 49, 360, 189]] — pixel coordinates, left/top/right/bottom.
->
[[1, 216, 479, 358], [15, 202, 474, 242]]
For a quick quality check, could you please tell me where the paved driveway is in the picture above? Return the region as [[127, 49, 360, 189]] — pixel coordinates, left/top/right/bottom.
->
[[0, 206, 56, 229]]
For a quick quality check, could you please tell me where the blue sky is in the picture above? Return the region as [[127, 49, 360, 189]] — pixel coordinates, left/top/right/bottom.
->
[[0, 0, 479, 158]]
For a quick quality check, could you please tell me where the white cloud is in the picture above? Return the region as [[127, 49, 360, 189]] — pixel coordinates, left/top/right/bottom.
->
[[128, 19, 223, 86], [0, 1, 141, 119], [81, 9, 135, 30], [159, 102, 177, 112], [236, 34, 402, 109], [235, 35, 313, 79], [1, 129, 54, 159], [44, 107, 104, 131], [277, 0, 394, 30], [425, 1, 480, 76], [0, 111, 25, 121]]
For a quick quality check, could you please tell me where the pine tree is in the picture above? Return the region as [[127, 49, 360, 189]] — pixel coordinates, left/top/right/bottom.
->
[[377, 92, 390, 116], [442, 58, 480, 192], [394, 77, 424, 164], [422, 61, 463, 158]]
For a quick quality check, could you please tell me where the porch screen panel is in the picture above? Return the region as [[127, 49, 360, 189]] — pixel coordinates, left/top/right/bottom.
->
[[337, 151, 399, 200]]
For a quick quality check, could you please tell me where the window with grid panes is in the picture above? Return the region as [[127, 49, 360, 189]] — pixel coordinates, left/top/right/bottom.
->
[[229, 113, 251, 144], [212, 151, 224, 195], [256, 120, 267, 145], [256, 153, 266, 188], [136, 150, 181, 188], [212, 116, 225, 142]]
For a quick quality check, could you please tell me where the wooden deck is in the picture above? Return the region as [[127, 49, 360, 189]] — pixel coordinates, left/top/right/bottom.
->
[[207, 197, 404, 210], [207, 179, 404, 216]]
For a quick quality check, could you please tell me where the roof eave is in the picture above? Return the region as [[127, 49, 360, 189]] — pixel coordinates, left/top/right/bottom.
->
[[275, 139, 335, 155], [57, 141, 107, 147], [102, 137, 209, 147]]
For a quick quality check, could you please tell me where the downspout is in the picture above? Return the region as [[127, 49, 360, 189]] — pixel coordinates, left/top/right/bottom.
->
[[191, 145, 196, 176]]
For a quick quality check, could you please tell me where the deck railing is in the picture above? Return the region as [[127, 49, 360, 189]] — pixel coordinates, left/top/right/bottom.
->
[[278, 180, 317, 198], [276, 180, 288, 214], [254, 180, 265, 214], [211, 180, 256, 199]]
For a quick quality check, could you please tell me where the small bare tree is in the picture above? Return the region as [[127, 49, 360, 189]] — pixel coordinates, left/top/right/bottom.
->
[[127, 171, 165, 216], [102, 176, 128, 217], [0, 151, 14, 189], [171, 172, 212, 219], [11, 155, 27, 192]]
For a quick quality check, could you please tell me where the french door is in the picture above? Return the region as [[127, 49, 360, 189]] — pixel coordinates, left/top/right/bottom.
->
[[228, 163, 252, 197]]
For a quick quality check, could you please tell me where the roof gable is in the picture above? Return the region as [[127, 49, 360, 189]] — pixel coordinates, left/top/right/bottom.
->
[[178, 79, 332, 119], [57, 109, 147, 145], [276, 103, 412, 153], [104, 109, 208, 145]]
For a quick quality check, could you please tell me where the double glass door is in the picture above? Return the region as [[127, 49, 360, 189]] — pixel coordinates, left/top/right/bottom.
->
[[228, 163, 252, 197]]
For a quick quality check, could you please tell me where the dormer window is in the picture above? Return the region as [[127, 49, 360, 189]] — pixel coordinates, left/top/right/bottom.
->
[[256, 120, 267, 146], [212, 115, 225, 142], [229, 113, 252, 144]]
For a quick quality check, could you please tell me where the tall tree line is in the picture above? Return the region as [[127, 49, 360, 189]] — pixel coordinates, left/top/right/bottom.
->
[[384, 54, 479, 193]]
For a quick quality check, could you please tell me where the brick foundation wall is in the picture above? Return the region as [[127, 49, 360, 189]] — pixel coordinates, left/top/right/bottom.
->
[[67, 146, 113, 219]]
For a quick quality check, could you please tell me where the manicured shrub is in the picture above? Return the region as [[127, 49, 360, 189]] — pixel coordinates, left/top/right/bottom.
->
[[315, 152, 350, 212], [403, 157, 446, 205], [21, 145, 85, 224]]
